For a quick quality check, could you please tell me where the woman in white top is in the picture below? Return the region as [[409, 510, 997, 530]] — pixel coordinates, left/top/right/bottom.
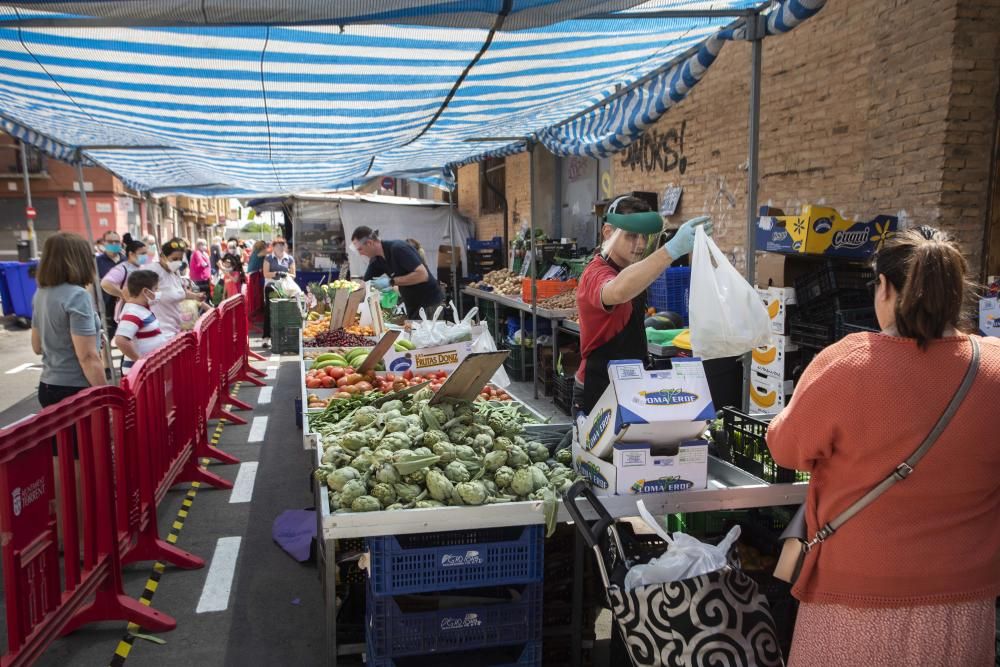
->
[[148, 238, 205, 339]]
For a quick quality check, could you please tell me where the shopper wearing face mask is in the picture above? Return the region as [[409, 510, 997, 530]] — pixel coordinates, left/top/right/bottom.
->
[[95, 230, 127, 339], [114, 269, 168, 375], [142, 234, 158, 259], [148, 238, 205, 339], [190, 238, 213, 295], [100, 234, 148, 325], [216, 252, 248, 303], [261, 238, 295, 348]]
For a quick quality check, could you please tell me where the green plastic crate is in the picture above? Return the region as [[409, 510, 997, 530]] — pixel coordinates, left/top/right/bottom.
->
[[271, 324, 301, 354], [269, 299, 303, 328]]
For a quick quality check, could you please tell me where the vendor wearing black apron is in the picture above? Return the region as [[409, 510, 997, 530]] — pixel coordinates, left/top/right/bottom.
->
[[351, 226, 443, 319], [573, 196, 713, 414]]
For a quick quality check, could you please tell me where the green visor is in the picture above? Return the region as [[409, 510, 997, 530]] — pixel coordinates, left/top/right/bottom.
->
[[605, 210, 663, 234]]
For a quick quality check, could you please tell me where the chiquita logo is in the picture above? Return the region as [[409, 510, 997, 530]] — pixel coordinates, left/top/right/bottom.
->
[[416, 352, 458, 369], [441, 551, 483, 567], [586, 409, 611, 449], [577, 460, 609, 489], [441, 614, 482, 630], [637, 389, 699, 406], [831, 229, 870, 250], [630, 477, 694, 494]]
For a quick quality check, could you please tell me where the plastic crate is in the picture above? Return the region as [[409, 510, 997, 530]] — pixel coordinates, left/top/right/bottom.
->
[[520, 278, 577, 303], [553, 373, 574, 416], [367, 640, 541, 667], [648, 267, 691, 324], [366, 583, 542, 659], [366, 525, 543, 596], [798, 289, 871, 321], [467, 236, 503, 251], [794, 262, 874, 308], [503, 344, 535, 382], [721, 407, 809, 484], [834, 307, 878, 339], [269, 299, 303, 327], [271, 324, 301, 354], [789, 317, 833, 350]]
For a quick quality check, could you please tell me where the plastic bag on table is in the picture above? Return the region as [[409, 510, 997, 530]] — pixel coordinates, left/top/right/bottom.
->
[[623, 500, 742, 591], [443, 301, 478, 343], [278, 275, 302, 298], [688, 226, 771, 360], [472, 327, 511, 388], [410, 306, 449, 348]]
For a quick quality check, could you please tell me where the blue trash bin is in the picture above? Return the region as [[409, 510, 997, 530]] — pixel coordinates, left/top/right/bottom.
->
[[0, 261, 39, 320]]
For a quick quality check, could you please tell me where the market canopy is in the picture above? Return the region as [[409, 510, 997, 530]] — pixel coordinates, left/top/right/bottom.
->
[[0, 0, 824, 196]]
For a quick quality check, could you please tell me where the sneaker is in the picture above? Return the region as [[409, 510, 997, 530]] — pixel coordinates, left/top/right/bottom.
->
[[262, 340, 270, 349]]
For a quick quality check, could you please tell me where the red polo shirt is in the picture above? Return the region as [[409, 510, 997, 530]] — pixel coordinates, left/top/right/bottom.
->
[[575, 255, 633, 384]]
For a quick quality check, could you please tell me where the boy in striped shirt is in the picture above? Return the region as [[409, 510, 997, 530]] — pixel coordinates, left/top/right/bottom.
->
[[114, 270, 167, 375]]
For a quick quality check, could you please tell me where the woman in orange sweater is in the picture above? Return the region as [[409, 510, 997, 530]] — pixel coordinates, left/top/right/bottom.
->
[[767, 227, 1000, 666]]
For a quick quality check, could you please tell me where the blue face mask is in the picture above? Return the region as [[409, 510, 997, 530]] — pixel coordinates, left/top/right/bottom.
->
[[105, 243, 122, 254], [137, 254, 149, 266]]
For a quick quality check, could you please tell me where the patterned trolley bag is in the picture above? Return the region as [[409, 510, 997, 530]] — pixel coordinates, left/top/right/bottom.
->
[[564, 482, 783, 667]]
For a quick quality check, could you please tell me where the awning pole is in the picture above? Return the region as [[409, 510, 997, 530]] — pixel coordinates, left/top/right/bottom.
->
[[449, 195, 461, 318], [528, 143, 539, 400], [19, 140, 37, 259], [741, 13, 764, 413], [76, 159, 118, 385]]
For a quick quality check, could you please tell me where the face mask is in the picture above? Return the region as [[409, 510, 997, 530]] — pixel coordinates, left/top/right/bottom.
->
[[147, 245, 157, 256], [136, 254, 149, 266], [222, 266, 233, 273], [144, 289, 161, 304], [167, 260, 184, 272], [273, 246, 285, 255], [105, 243, 122, 254], [228, 245, 237, 252]]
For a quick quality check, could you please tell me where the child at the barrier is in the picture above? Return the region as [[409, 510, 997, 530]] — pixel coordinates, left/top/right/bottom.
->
[[114, 270, 168, 375], [215, 252, 248, 304]]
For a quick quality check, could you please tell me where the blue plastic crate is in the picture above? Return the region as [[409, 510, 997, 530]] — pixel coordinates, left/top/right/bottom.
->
[[648, 266, 691, 324], [366, 525, 543, 596], [506, 315, 551, 341], [366, 640, 541, 667], [467, 236, 503, 251], [366, 583, 542, 659]]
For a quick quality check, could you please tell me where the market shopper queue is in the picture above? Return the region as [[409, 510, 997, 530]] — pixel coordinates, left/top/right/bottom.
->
[[573, 195, 712, 413], [351, 225, 444, 319]]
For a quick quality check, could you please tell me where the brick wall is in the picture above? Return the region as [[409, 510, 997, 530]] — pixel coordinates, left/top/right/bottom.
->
[[456, 152, 532, 241]]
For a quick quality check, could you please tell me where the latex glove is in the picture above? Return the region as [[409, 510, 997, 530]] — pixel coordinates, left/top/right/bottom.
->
[[372, 275, 392, 290], [664, 216, 713, 259]]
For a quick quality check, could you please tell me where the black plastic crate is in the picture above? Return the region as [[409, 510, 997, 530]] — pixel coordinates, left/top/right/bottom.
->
[[835, 307, 878, 338], [502, 343, 534, 382], [720, 407, 808, 484], [798, 289, 871, 321], [795, 262, 874, 308], [789, 317, 833, 350]]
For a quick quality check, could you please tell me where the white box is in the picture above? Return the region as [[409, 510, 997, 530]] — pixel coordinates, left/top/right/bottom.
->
[[578, 358, 716, 460], [747, 370, 793, 416], [757, 286, 796, 335], [980, 297, 1000, 338], [572, 437, 709, 496], [750, 335, 799, 381], [382, 341, 473, 374]]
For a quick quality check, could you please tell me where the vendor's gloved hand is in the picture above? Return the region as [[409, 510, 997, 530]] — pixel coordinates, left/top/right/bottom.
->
[[664, 216, 713, 259], [275, 271, 287, 279], [372, 275, 392, 290]]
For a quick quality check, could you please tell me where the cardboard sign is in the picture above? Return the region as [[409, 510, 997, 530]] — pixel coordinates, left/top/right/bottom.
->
[[429, 351, 509, 405], [343, 286, 367, 330], [572, 437, 708, 496], [357, 330, 400, 375], [328, 288, 350, 331], [383, 341, 473, 374]]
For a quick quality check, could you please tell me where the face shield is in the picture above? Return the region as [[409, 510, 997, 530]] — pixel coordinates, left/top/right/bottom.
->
[[602, 198, 664, 264]]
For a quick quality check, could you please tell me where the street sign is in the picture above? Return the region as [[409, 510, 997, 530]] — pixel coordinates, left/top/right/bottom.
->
[[381, 176, 395, 190], [25, 206, 36, 218]]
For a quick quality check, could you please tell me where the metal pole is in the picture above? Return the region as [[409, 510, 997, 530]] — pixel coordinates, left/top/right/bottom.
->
[[449, 195, 460, 318], [528, 144, 539, 399], [742, 13, 763, 413], [19, 140, 37, 259], [76, 160, 118, 384]]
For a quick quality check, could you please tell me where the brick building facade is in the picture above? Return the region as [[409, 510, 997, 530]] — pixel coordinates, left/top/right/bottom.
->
[[455, 0, 1000, 279]]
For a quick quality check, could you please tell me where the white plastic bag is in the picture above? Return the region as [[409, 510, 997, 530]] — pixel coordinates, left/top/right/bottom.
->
[[688, 226, 771, 359], [471, 327, 511, 388], [411, 306, 449, 348], [444, 301, 478, 343], [278, 275, 302, 298], [623, 500, 741, 591]]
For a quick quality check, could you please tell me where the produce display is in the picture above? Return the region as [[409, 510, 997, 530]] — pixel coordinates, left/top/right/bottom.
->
[[473, 269, 521, 295], [344, 324, 376, 337], [304, 314, 332, 339], [537, 289, 577, 311], [304, 329, 377, 348], [308, 280, 362, 302], [312, 390, 575, 535]]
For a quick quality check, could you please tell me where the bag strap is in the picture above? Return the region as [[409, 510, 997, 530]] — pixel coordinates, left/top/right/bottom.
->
[[807, 336, 981, 550]]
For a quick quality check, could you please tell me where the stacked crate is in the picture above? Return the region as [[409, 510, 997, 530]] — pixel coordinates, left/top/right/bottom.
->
[[467, 236, 504, 280], [365, 526, 544, 666], [269, 298, 303, 353]]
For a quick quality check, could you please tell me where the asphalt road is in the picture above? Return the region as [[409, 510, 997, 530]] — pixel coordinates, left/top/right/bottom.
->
[[0, 317, 43, 426]]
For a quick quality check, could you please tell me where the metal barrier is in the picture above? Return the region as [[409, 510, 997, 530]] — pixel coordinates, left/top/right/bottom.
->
[[218, 295, 266, 409], [120, 333, 234, 569], [0, 387, 175, 667]]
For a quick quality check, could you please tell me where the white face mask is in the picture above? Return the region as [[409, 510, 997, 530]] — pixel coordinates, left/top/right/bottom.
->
[[167, 260, 184, 272], [144, 289, 161, 305]]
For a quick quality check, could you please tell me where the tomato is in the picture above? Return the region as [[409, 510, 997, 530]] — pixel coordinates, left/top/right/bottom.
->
[[383, 373, 395, 383], [345, 366, 355, 374], [325, 366, 336, 377], [403, 370, 413, 381], [306, 378, 321, 389], [437, 371, 449, 379], [329, 367, 346, 380], [321, 376, 335, 388], [356, 381, 373, 393]]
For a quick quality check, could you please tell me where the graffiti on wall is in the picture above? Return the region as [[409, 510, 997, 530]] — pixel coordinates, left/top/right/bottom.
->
[[619, 121, 690, 175]]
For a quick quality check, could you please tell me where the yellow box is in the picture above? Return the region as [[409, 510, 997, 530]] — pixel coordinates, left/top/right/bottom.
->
[[756, 205, 897, 258]]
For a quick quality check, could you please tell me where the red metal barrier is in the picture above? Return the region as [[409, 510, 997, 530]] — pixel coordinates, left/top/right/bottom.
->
[[0, 387, 175, 667], [218, 296, 265, 417], [246, 270, 265, 340], [120, 333, 233, 569], [193, 308, 247, 430]]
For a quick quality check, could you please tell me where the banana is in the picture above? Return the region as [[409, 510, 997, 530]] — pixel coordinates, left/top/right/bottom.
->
[[766, 299, 781, 320], [749, 385, 778, 408], [396, 338, 415, 351], [751, 346, 777, 366]]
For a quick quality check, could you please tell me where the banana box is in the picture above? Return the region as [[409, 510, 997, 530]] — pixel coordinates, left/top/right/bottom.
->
[[756, 205, 897, 259], [572, 437, 708, 496], [750, 335, 800, 381], [748, 370, 794, 416], [578, 358, 715, 460], [980, 297, 1000, 338], [757, 286, 797, 335], [382, 341, 474, 373]]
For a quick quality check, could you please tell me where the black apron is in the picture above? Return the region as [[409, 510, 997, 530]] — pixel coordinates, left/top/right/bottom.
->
[[579, 256, 649, 414]]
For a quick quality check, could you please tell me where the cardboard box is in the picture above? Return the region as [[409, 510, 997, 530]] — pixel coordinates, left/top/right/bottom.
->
[[980, 297, 1000, 338], [757, 286, 797, 335], [578, 358, 715, 460], [755, 252, 824, 288], [572, 437, 709, 496], [750, 335, 800, 381], [747, 370, 793, 416], [756, 205, 898, 259], [383, 341, 474, 374]]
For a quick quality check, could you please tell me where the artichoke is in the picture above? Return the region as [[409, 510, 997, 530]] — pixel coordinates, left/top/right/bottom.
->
[[415, 499, 445, 509], [340, 431, 370, 452], [492, 436, 514, 453], [444, 460, 471, 483], [470, 424, 495, 438], [385, 503, 406, 511], [349, 450, 379, 472], [494, 466, 515, 489], [530, 466, 549, 492], [340, 479, 367, 507], [455, 445, 479, 463], [426, 469, 455, 502], [483, 450, 508, 473], [326, 467, 361, 492], [483, 479, 498, 496], [381, 409, 403, 422], [391, 449, 416, 461], [412, 447, 433, 457], [555, 448, 573, 465], [321, 446, 343, 465], [456, 481, 488, 506], [380, 432, 412, 451], [448, 425, 470, 443], [352, 407, 379, 429], [405, 468, 428, 485], [405, 425, 424, 442], [507, 447, 531, 468], [421, 430, 448, 448], [371, 483, 397, 507], [432, 442, 457, 464], [386, 417, 410, 433], [511, 468, 535, 496], [526, 441, 550, 463], [393, 482, 423, 503], [351, 495, 382, 512], [473, 434, 493, 450], [380, 399, 403, 413], [328, 492, 342, 511], [503, 422, 525, 438]]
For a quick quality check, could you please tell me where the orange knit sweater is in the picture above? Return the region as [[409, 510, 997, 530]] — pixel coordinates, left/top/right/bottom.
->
[[767, 333, 1000, 608]]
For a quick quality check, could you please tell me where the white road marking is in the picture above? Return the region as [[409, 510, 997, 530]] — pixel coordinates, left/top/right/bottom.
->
[[5, 363, 32, 374], [195, 536, 242, 613], [269, 354, 281, 363], [229, 462, 259, 504], [265, 365, 277, 380], [4, 413, 35, 428], [257, 386, 273, 404], [248, 416, 268, 443]]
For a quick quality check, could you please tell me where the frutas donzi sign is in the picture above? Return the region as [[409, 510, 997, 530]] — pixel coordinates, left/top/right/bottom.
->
[[383, 341, 472, 373]]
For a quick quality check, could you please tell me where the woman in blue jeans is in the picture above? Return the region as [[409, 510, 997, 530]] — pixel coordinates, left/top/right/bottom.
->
[[31, 232, 108, 408]]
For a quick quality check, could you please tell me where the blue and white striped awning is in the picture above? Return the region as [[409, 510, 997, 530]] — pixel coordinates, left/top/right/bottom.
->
[[0, 0, 824, 195]]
